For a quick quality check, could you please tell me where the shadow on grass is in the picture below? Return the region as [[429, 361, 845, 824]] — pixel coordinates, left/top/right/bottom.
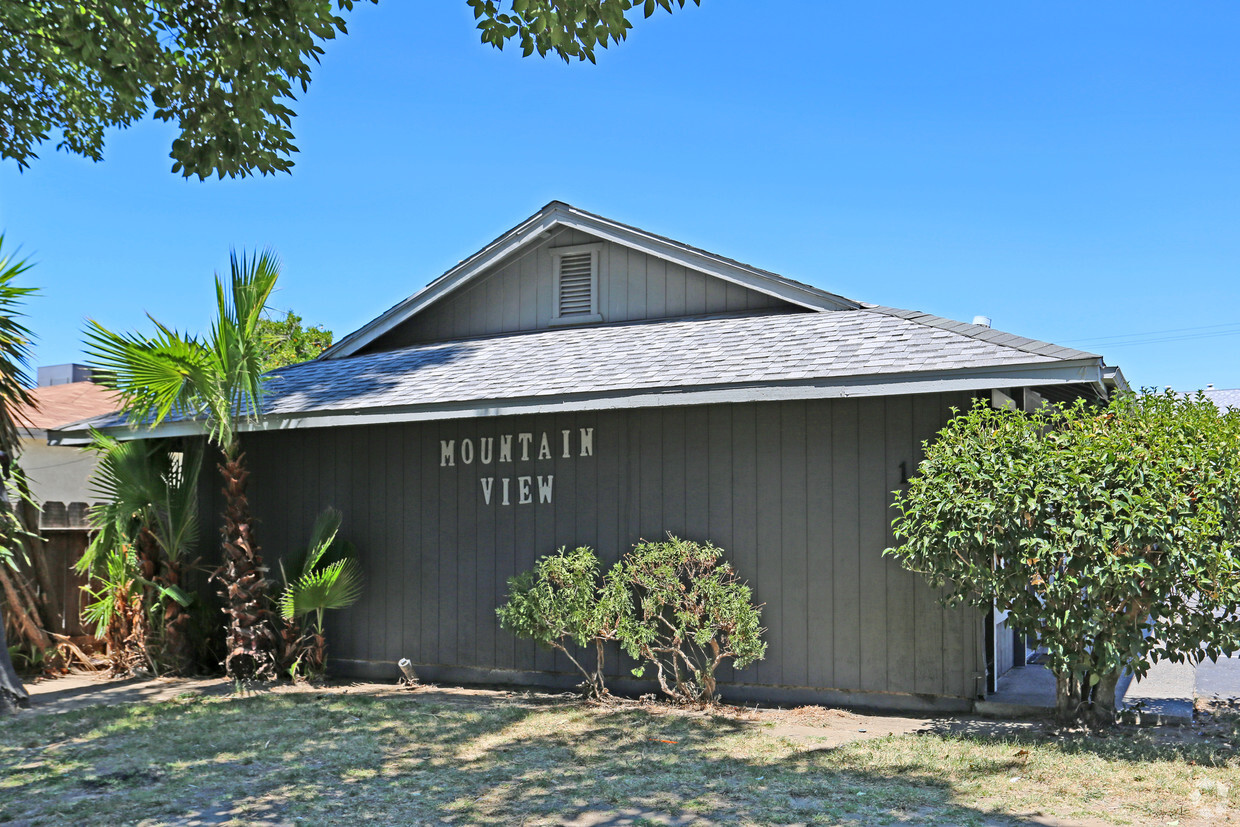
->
[[921, 714, 1239, 770], [22, 677, 237, 714], [0, 692, 1224, 825]]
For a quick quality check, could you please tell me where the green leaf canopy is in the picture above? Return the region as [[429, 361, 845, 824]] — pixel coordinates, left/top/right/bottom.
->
[[1, 1, 375, 178], [887, 391, 1240, 719]]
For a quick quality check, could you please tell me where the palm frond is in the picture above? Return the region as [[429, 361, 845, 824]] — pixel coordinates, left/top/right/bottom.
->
[[77, 520, 119, 576], [83, 319, 215, 430], [151, 440, 203, 564], [302, 507, 343, 577], [81, 543, 139, 636], [83, 248, 279, 455], [0, 238, 38, 458], [85, 431, 163, 521], [279, 556, 363, 621], [80, 431, 161, 573], [209, 249, 281, 447], [81, 432, 202, 571]]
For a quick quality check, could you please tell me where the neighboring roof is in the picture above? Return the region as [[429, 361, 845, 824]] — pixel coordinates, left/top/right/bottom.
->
[[59, 308, 1112, 440], [16, 381, 118, 434], [323, 201, 861, 359], [1203, 388, 1240, 411]]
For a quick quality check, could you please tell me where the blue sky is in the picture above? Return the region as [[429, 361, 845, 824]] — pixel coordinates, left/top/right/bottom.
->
[[1, 1, 1236, 391]]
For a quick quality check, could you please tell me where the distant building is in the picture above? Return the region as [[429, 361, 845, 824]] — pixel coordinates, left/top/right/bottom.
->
[[15, 366, 117, 507]]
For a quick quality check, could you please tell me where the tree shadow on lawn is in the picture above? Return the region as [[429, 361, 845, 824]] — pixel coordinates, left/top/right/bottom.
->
[[921, 715, 1240, 770], [0, 692, 1216, 826]]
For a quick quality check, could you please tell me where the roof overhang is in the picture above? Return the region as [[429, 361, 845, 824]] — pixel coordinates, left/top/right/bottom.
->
[[1102, 365, 1130, 393], [323, 202, 860, 360], [51, 359, 1106, 446]]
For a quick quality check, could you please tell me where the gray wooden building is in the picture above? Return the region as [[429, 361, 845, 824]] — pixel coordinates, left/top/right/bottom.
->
[[69, 203, 1126, 711]]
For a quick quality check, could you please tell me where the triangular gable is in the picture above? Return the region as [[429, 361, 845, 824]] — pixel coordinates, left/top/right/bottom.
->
[[324, 202, 859, 359]]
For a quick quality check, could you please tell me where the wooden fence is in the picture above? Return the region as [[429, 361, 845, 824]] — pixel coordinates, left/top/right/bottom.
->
[[33, 501, 93, 637]]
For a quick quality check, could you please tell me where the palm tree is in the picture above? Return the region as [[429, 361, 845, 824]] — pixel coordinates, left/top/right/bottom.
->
[[85, 251, 281, 680], [80, 433, 203, 673], [277, 507, 363, 678], [0, 238, 37, 713]]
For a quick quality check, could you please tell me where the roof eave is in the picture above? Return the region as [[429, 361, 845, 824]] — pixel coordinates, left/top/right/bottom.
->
[[51, 358, 1105, 446], [1102, 365, 1130, 394]]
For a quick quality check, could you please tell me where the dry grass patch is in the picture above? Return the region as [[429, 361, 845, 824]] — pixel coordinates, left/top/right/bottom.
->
[[1, 688, 1238, 825]]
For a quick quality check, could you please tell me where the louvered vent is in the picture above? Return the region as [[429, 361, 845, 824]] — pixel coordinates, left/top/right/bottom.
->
[[557, 251, 594, 316]]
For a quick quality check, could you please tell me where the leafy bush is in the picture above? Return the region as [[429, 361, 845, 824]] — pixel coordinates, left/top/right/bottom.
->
[[498, 538, 766, 703], [887, 391, 1240, 725], [612, 535, 766, 704], [496, 546, 623, 699]]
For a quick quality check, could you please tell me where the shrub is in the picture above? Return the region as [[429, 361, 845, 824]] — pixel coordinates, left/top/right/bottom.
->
[[887, 391, 1240, 726], [496, 546, 622, 699], [611, 535, 766, 704]]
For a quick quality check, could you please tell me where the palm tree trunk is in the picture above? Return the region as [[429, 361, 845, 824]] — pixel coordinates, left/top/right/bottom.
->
[[211, 449, 277, 680], [0, 564, 51, 652], [0, 605, 30, 713], [130, 525, 164, 673], [161, 557, 192, 675]]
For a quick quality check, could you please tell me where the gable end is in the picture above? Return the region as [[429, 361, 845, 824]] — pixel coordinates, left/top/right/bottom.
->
[[329, 202, 860, 358]]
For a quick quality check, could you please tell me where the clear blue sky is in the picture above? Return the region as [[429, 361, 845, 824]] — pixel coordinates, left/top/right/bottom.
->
[[1, 1, 1236, 391]]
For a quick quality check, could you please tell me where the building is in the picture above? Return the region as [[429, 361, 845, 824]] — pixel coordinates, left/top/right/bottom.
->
[[1202, 386, 1240, 412], [62, 203, 1125, 711], [17, 366, 116, 507]]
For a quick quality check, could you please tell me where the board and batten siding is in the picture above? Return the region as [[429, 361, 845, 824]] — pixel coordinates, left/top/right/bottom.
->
[[363, 229, 794, 351], [241, 394, 985, 709]]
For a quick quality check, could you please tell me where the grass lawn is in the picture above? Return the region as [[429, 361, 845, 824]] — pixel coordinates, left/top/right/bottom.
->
[[1, 685, 1238, 826]]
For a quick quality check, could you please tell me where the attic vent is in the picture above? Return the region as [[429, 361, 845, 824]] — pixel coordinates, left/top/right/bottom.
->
[[551, 244, 603, 325], [559, 253, 593, 314]]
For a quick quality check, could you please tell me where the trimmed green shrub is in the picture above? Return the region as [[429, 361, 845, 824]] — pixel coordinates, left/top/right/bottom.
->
[[887, 391, 1240, 726], [612, 535, 766, 704], [496, 546, 623, 698]]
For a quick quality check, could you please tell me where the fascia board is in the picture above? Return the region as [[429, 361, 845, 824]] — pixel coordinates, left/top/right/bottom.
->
[[52, 360, 1102, 446], [1104, 366, 1131, 393], [323, 211, 564, 359]]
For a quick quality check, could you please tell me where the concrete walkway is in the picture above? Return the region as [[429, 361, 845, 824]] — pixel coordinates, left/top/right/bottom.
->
[[1121, 657, 1197, 723], [979, 654, 1234, 723], [1195, 651, 1240, 702]]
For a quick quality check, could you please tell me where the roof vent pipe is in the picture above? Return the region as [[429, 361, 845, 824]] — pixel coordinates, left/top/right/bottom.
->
[[972, 315, 992, 328]]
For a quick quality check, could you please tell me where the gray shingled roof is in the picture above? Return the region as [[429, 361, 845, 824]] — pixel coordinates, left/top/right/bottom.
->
[[1204, 388, 1240, 411], [72, 308, 1101, 433]]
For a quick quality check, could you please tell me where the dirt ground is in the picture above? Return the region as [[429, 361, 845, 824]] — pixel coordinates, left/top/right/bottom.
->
[[20, 670, 1038, 748]]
